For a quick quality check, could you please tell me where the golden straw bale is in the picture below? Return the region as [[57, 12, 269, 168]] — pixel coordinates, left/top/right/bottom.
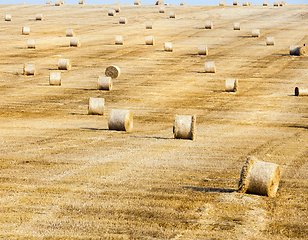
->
[[5, 14, 12, 21], [173, 115, 196, 140], [58, 59, 71, 70], [27, 39, 35, 49], [108, 110, 133, 132], [205, 21, 213, 29], [36, 14, 43, 20], [49, 72, 61, 86], [225, 79, 238, 92], [105, 65, 121, 79], [198, 45, 208, 55], [88, 97, 105, 115], [23, 64, 35, 75], [164, 42, 173, 52], [205, 61, 216, 73], [70, 37, 81, 47], [22, 26, 30, 35], [146, 22, 153, 29], [266, 37, 275, 45], [98, 76, 112, 90], [66, 29, 75, 37], [145, 36, 155, 45]]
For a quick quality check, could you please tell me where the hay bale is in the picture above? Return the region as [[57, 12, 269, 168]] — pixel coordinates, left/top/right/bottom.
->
[[289, 45, 300, 55], [108, 110, 133, 132], [49, 71, 61, 86], [266, 37, 275, 45], [281, 1, 286, 5], [173, 115, 196, 140], [46, 1, 52, 4], [36, 14, 43, 20], [23, 64, 35, 75], [61, 1, 65, 4], [146, 22, 153, 29], [263, 1, 268, 5], [105, 65, 121, 79], [233, 1, 239, 5], [295, 87, 308, 96], [114, 1, 120, 4], [22, 27, 30, 35], [180, 2, 186, 5], [159, 7, 165, 13], [225, 79, 238, 92], [252, 29, 260, 38], [70, 37, 81, 47], [242, 1, 249, 6], [134, 0, 141, 5], [58, 59, 71, 70], [219, 1, 226, 6], [198, 45, 208, 55], [4, 14, 12, 21], [238, 157, 280, 197], [146, 36, 155, 45], [299, 45, 308, 56], [115, 35, 124, 45], [205, 21, 213, 29], [108, 9, 116, 16], [98, 76, 112, 90], [66, 29, 75, 37], [55, 1, 61, 6], [115, 6, 121, 12], [169, 12, 176, 18], [79, 0, 85, 4], [164, 42, 173, 52], [205, 61, 216, 73], [273, 1, 279, 6], [119, 17, 127, 24], [233, 22, 240, 30], [88, 97, 105, 115], [27, 39, 36, 49], [155, 1, 164, 5]]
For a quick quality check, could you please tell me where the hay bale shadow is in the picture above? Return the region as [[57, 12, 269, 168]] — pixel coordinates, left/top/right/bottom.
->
[[183, 186, 237, 193]]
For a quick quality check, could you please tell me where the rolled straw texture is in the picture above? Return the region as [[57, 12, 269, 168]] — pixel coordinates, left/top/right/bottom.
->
[[225, 79, 238, 92], [98, 76, 112, 90], [164, 42, 173, 52], [295, 87, 308, 96], [205, 61, 216, 73], [198, 45, 208, 55], [146, 36, 154, 45], [58, 59, 71, 70], [88, 97, 105, 115], [70, 37, 81, 47], [23, 64, 35, 75], [173, 115, 196, 140], [108, 110, 133, 132], [105, 65, 121, 79], [49, 72, 61, 86]]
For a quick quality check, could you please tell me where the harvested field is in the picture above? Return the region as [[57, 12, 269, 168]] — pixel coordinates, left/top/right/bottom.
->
[[0, 3, 308, 239]]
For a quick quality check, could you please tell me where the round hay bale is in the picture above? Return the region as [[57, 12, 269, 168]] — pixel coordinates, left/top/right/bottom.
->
[[108, 110, 133, 132], [164, 42, 173, 52], [49, 71, 61, 86], [242, 1, 249, 6], [281, 1, 286, 5], [205, 61, 216, 73], [146, 22, 153, 29], [66, 29, 75, 37], [266, 37, 275, 45], [115, 35, 124, 45], [134, 1, 141, 5], [225, 79, 238, 92], [252, 29, 260, 38], [27, 39, 36, 49], [198, 45, 208, 55], [58, 59, 71, 70], [88, 97, 105, 115], [22, 27, 30, 35], [169, 12, 176, 18], [119, 17, 127, 24], [273, 1, 279, 6], [55, 1, 61, 6], [145, 36, 155, 45], [108, 9, 116, 16], [46, 1, 52, 4], [289, 45, 300, 56], [159, 7, 165, 13], [263, 1, 268, 6], [173, 115, 196, 140], [79, 0, 85, 4], [23, 64, 35, 75], [205, 21, 213, 29], [4, 14, 11, 21], [115, 6, 121, 12], [299, 45, 308, 56], [180, 2, 186, 6], [295, 87, 308, 96], [233, 1, 239, 5], [233, 22, 240, 30], [61, 1, 65, 4], [105, 65, 121, 79], [238, 157, 280, 197], [70, 37, 81, 47], [36, 14, 43, 20], [98, 76, 112, 90], [219, 1, 226, 6], [155, 1, 164, 5]]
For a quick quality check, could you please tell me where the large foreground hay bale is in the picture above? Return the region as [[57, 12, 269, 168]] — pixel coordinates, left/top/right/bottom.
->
[[225, 79, 238, 92], [70, 37, 81, 47], [238, 157, 280, 197], [219, 1, 226, 6], [146, 36, 155, 45], [27, 39, 36, 49], [108, 9, 116, 16], [233, 22, 240, 30], [205, 21, 213, 29], [198, 45, 208, 55], [58, 59, 71, 70], [164, 42, 173, 52], [98, 76, 112, 90], [23, 64, 35, 75], [36, 14, 43, 20], [49, 71, 61, 86], [105, 65, 121, 79], [289, 45, 300, 55], [66, 29, 74, 37], [173, 115, 196, 140], [119, 17, 127, 24], [295, 87, 308, 96], [22, 27, 30, 35], [159, 7, 165, 13], [108, 110, 133, 132], [88, 97, 105, 115], [252, 29, 260, 38], [146, 22, 153, 29], [4, 14, 11, 21], [205, 61, 216, 73], [266, 37, 275, 45], [115, 35, 124, 45], [169, 12, 176, 18], [155, 1, 164, 5]]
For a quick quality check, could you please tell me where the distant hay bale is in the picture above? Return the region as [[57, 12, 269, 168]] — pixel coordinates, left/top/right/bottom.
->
[[115, 6, 121, 12], [238, 157, 280, 197], [119, 17, 127, 24], [146, 22, 153, 29], [88, 97, 105, 115], [281, 1, 286, 5], [169, 12, 176, 18], [295, 87, 308, 96], [233, 22, 240, 30], [115, 35, 124, 45], [55, 1, 61, 6], [205, 21, 213, 29], [105, 65, 121, 79], [27, 39, 36, 49], [205, 61, 216, 73], [233, 1, 239, 5], [98, 76, 112, 90], [61, 1, 65, 4], [114, 1, 120, 4], [263, 1, 268, 5], [36, 14, 43, 20], [266, 37, 275, 45], [159, 7, 165, 13], [23, 64, 35, 75], [49, 71, 61, 86], [299, 45, 308, 56], [225, 79, 238, 92], [273, 1, 279, 6], [70, 37, 81, 47], [180, 2, 186, 5], [58, 59, 71, 70], [198, 45, 208, 55], [66, 29, 75, 37], [22, 27, 30, 35], [242, 1, 249, 6], [155, 1, 164, 5], [146, 36, 155, 45], [108, 9, 116, 16], [79, 0, 85, 4], [108, 110, 133, 132], [173, 115, 196, 140], [134, 0, 141, 5], [46, 1, 52, 4], [289, 45, 300, 55], [5, 14, 12, 21], [219, 1, 226, 6], [252, 29, 260, 38], [164, 42, 173, 52]]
